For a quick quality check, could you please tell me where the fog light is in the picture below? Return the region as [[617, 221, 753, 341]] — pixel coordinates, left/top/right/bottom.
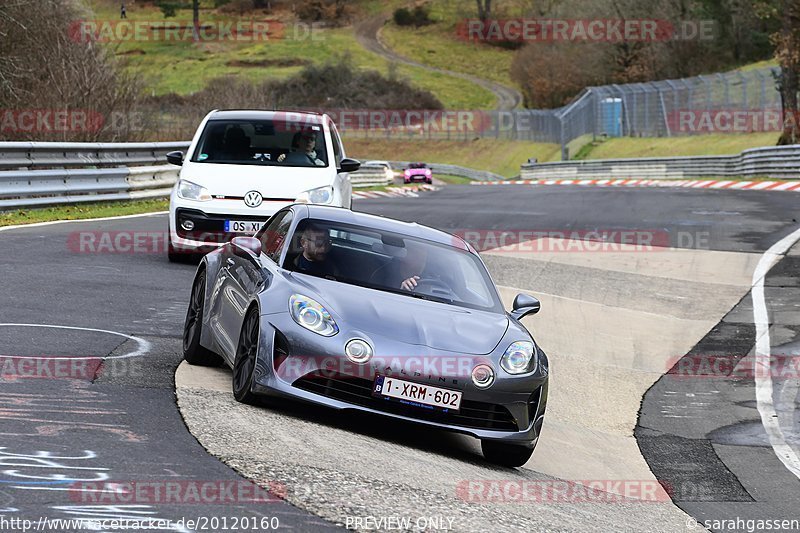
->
[[181, 219, 195, 231], [345, 339, 373, 364], [472, 364, 495, 389]]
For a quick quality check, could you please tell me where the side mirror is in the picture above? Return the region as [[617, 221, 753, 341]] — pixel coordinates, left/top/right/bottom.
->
[[510, 293, 540, 321], [338, 158, 361, 173], [231, 236, 262, 258], [166, 151, 184, 166]]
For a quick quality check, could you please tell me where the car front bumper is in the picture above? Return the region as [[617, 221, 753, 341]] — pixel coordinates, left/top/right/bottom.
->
[[250, 315, 548, 444]]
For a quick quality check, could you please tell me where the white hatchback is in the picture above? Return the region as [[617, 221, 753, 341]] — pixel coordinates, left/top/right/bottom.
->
[[166, 110, 359, 261]]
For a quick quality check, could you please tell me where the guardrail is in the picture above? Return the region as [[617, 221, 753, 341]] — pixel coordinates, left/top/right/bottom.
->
[[520, 144, 800, 180], [0, 142, 459, 209], [0, 142, 186, 209]]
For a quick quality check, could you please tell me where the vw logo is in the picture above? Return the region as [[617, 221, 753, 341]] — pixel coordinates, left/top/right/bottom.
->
[[244, 190, 263, 208]]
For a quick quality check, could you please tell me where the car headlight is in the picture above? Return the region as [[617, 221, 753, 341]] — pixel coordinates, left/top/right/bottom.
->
[[289, 294, 338, 336], [177, 179, 211, 202], [296, 186, 333, 205], [500, 341, 537, 375]]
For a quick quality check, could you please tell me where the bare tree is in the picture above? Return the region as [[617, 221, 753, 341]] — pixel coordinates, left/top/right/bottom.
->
[[775, 0, 800, 144], [192, 0, 200, 41], [476, 0, 492, 21], [0, 0, 144, 141]]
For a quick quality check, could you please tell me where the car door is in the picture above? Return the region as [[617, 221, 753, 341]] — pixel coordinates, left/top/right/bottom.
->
[[215, 210, 293, 361]]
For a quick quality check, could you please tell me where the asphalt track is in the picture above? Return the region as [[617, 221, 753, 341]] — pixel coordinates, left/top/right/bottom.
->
[[1, 184, 799, 532]]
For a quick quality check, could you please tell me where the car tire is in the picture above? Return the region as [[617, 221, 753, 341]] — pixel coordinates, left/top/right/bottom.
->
[[481, 440, 535, 468], [183, 270, 222, 366], [232, 308, 260, 405], [426, 179, 432, 184], [168, 240, 183, 263]]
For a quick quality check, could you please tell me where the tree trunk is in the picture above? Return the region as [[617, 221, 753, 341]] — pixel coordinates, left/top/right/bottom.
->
[[192, 0, 200, 42], [476, 0, 492, 22], [777, 0, 799, 145]]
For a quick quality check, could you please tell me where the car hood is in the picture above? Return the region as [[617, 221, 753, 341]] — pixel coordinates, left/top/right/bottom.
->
[[290, 274, 509, 355], [181, 161, 333, 198], [406, 169, 429, 175]]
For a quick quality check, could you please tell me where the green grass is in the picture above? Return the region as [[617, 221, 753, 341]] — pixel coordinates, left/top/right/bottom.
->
[[382, 15, 517, 90], [578, 133, 780, 159], [0, 198, 169, 227], [85, 0, 495, 108], [345, 137, 561, 177]]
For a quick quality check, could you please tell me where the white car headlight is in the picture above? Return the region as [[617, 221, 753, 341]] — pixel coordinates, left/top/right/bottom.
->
[[296, 186, 333, 205], [289, 294, 338, 336], [500, 341, 537, 375], [177, 179, 212, 202]]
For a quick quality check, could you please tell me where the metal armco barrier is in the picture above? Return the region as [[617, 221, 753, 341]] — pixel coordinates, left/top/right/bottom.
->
[[0, 142, 471, 209], [0, 141, 187, 209], [520, 145, 800, 181], [0, 141, 191, 170]]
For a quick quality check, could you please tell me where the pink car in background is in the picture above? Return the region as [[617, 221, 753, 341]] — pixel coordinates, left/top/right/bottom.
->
[[404, 162, 433, 184]]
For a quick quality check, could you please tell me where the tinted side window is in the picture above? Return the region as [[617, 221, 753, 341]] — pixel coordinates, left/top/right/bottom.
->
[[258, 211, 293, 263]]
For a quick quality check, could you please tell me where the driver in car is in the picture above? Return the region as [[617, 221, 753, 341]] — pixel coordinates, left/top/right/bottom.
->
[[279, 130, 325, 166], [294, 225, 338, 277], [371, 241, 446, 292]]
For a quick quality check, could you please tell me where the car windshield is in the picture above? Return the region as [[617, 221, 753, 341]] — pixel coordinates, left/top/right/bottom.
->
[[409, 163, 427, 169], [190, 119, 329, 167], [282, 218, 502, 313]]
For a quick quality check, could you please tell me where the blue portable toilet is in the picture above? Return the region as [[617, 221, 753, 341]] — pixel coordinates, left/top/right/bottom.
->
[[601, 98, 623, 137]]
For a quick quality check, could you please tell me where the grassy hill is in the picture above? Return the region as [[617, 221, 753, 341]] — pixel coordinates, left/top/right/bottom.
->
[[84, 0, 495, 108]]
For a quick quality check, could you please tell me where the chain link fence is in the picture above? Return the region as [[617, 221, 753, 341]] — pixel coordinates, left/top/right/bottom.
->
[[338, 66, 782, 157], [138, 67, 781, 159]]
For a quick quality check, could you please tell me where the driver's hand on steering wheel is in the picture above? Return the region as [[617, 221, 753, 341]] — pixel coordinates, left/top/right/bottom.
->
[[400, 276, 420, 291]]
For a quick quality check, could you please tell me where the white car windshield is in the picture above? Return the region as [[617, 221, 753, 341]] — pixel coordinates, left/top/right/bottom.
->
[[191, 119, 329, 168]]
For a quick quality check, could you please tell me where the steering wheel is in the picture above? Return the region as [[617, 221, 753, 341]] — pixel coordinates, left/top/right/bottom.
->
[[413, 278, 455, 298]]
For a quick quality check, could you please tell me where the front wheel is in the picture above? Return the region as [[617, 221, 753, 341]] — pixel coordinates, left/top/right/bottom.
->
[[232, 308, 260, 405], [481, 439, 536, 468]]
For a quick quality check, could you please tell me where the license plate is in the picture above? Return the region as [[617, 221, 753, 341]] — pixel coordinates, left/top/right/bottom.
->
[[373, 375, 462, 411], [224, 220, 263, 234]]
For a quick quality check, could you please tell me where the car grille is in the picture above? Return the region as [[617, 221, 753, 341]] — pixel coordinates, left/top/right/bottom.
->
[[293, 370, 518, 431]]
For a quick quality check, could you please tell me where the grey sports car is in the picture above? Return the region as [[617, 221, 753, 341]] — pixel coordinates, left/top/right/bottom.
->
[[182, 204, 548, 467]]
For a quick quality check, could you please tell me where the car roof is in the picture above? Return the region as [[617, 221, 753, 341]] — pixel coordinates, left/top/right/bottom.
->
[[208, 110, 325, 123], [299, 205, 471, 252]]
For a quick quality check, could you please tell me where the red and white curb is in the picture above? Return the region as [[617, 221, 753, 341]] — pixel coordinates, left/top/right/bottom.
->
[[353, 184, 439, 199], [472, 178, 800, 191]]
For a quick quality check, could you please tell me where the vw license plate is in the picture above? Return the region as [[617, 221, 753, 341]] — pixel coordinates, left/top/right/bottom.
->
[[224, 220, 263, 234], [373, 375, 462, 411]]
